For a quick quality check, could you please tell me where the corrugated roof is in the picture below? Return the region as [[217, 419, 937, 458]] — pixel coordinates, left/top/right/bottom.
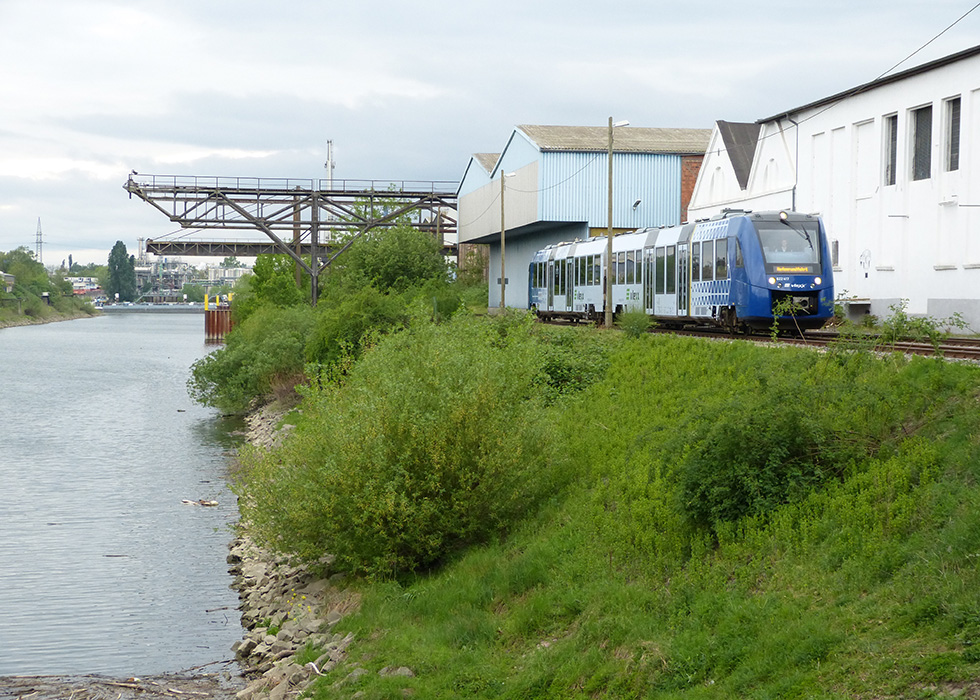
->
[[473, 153, 499, 172], [761, 43, 980, 123], [517, 124, 712, 155]]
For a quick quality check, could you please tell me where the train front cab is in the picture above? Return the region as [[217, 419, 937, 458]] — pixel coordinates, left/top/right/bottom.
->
[[730, 211, 834, 331]]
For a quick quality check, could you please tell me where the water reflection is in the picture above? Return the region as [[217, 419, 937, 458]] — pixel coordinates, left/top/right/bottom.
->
[[0, 314, 243, 676]]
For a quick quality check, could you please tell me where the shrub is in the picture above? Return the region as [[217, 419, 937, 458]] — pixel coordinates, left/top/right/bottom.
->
[[679, 399, 839, 528], [616, 308, 652, 338], [237, 314, 573, 577], [339, 224, 449, 293], [304, 286, 408, 369], [188, 304, 316, 413], [411, 278, 463, 323], [878, 299, 970, 352]]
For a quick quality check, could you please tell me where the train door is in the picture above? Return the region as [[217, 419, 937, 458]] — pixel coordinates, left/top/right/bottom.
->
[[677, 244, 689, 317], [566, 259, 574, 308], [643, 249, 654, 314], [552, 259, 564, 312], [547, 262, 554, 309]]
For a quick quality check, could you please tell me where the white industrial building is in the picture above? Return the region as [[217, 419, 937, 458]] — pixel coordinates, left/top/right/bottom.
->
[[458, 124, 711, 310], [688, 44, 980, 327]]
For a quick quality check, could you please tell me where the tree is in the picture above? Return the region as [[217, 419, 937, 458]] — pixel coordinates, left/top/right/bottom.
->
[[181, 283, 206, 303], [221, 256, 246, 268], [106, 241, 137, 301], [339, 223, 448, 293], [0, 247, 48, 294]]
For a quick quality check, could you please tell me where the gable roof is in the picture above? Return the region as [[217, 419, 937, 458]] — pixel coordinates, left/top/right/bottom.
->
[[473, 153, 500, 172], [717, 120, 761, 190], [761, 42, 980, 123], [517, 124, 712, 155]]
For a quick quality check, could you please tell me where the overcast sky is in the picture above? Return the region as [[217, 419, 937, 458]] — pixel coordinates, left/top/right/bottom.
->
[[2, 0, 979, 266]]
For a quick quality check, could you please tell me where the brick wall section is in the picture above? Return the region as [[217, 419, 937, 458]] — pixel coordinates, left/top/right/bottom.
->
[[680, 155, 705, 223]]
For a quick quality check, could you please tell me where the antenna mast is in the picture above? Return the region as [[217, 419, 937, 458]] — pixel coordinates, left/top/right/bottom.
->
[[35, 218, 43, 264], [324, 140, 335, 189]]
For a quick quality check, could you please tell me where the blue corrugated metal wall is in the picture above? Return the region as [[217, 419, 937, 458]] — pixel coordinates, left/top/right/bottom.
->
[[538, 152, 682, 229]]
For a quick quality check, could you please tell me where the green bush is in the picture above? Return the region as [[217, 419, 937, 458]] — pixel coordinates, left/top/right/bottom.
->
[[338, 224, 449, 293], [679, 399, 839, 528], [236, 313, 575, 577], [878, 299, 970, 352], [411, 278, 463, 323], [616, 308, 652, 338], [188, 304, 316, 413], [305, 286, 408, 369]]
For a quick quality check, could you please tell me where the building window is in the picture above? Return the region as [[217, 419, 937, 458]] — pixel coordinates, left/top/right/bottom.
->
[[945, 96, 961, 172], [883, 114, 898, 186], [911, 105, 932, 181]]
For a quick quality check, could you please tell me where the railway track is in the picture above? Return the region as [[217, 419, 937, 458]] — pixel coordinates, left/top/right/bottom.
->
[[540, 317, 980, 361], [788, 329, 980, 361]]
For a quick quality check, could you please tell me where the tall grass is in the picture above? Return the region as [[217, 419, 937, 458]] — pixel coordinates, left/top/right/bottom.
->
[[292, 333, 980, 698]]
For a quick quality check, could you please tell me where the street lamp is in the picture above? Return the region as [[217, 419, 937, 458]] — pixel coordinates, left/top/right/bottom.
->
[[500, 170, 516, 310], [605, 117, 630, 328]]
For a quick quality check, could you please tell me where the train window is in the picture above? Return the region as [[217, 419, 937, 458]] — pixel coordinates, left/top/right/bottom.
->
[[656, 247, 666, 294], [615, 251, 624, 284], [757, 221, 821, 265], [626, 250, 635, 284], [666, 246, 676, 294], [691, 242, 701, 282], [734, 239, 744, 268], [577, 257, 585, 286], [554, 262, 562, 295], [702, 240, 714, 281], [593, 257, 602, 286], [716, 239, 728, 279]]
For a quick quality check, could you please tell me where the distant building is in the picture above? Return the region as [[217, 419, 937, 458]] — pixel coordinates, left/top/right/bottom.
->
[[206, 264, 251, 288], [64, 276, 102, 297], [458, 124, 711, 309], [135, 257, 199, 303], [1, 271, 14, 293], [688, 44, 980, 326]]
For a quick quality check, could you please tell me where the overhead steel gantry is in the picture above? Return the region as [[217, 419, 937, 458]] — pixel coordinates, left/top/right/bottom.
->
[[123, 174, 458, 304]]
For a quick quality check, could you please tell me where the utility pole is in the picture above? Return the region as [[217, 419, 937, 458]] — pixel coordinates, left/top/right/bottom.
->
[[605, 117, 629, 328], [501, 172, 508, 309]]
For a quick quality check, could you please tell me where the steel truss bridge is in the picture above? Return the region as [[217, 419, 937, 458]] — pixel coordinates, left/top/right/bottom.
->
[[124, 174, 459, 304]]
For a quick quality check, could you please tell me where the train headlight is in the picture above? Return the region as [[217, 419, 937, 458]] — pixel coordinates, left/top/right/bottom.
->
[[814, 276, 822, 285], [768, 276, 776, 285]]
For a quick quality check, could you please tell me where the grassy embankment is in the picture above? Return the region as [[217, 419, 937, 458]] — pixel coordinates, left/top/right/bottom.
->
[[0, 246, 100, 328], [0, 304, 98, 328], [229, 309, 980, 699]]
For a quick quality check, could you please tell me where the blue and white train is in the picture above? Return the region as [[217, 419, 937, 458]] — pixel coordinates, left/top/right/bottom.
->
[[528, 210, 834, 332]]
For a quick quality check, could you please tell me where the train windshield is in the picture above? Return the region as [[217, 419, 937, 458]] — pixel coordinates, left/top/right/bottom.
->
[[755, 220, 821, 269]]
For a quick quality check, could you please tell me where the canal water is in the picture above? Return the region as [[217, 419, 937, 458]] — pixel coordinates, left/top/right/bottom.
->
[[0, 313, 243, 676]]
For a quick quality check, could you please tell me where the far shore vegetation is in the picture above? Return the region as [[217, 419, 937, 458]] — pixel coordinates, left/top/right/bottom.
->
[[189, 222, 980, 698], [0, 247, 99, 328]]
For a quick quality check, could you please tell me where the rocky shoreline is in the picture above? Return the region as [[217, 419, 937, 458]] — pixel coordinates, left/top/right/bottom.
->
[[226, 403, 414, 700]]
